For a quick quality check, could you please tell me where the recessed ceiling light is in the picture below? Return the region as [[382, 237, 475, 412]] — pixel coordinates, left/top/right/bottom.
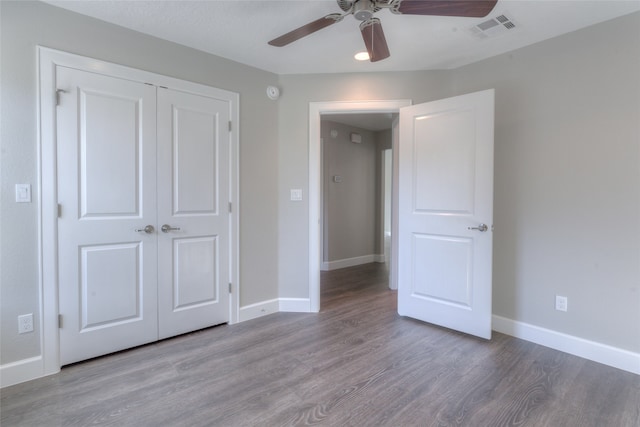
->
[[354, 51, 369, 61]]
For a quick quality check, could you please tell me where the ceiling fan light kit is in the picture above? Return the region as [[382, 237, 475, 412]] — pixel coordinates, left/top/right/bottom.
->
[[354, 51, 370, 61], [268, 0, 498, 63]]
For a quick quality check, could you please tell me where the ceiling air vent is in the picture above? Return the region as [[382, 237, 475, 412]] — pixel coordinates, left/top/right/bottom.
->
[[468, 14, 518, 40]]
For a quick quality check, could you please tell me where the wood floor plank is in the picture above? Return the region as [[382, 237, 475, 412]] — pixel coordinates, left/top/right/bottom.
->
[[2, 263, 638, 426]]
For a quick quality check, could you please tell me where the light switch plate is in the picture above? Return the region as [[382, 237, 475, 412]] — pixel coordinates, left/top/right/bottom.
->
[[290, 189, 303, 201], [15, 184, 31, 203]]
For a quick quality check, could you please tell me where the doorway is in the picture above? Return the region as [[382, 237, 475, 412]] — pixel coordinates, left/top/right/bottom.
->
[[319, 114, 395, 302], [309, 100, 411, 312]]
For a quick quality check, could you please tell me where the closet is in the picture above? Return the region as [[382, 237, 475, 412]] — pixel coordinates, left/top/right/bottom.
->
[[55, 60, 235, 365]]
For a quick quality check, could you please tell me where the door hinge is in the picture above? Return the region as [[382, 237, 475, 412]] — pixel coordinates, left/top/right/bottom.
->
[[228, 121, 232, 132], [55, 89, 67, 106], [228, 283, 232, 293], [57, 204, 62, 218], [228, 202, 232, 213], [58, 314, 63, 328]]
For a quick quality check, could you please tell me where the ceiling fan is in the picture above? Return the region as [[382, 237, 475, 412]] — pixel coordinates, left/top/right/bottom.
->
[[268, 0, 498, 62]]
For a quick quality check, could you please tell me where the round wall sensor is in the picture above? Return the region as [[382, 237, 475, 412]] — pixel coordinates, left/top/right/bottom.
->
[[266, 86, 280, 100]]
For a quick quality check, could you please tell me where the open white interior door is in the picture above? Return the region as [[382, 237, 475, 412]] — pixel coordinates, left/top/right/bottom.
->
[[397, 89, 494, 339]]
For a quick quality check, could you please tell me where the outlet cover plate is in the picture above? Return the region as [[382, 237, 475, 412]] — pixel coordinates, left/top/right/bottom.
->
[[18, 313, 34, 334], [555, 295, 568, 312]]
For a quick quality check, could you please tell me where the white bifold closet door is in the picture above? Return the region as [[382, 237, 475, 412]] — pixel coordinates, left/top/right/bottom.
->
[[57, 66, 229, 365]]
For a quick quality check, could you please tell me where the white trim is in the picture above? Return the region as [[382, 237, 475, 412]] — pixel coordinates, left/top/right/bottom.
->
[[238, 298, 311, 322], [321, 254, 383, 271], [32, 46, 240, 387], [279, 298, 311, 313], [309, 100, 411, 313], [238, 299, 279, 322], [493, 315, 640, 375], [389, 118, 400, 291], [0, 357, 48, 388], [239, 298, 311, 322], [228, 75, 241, 326]]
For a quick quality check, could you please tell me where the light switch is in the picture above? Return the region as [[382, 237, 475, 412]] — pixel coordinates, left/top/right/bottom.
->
[[333, 175, 342, 183], [15, 184, 31, 203], [290, 189, 303, 201]]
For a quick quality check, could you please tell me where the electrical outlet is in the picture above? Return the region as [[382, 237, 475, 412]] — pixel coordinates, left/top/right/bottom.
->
[[555, 295, 568, 312], [18, 313, 34, 334]]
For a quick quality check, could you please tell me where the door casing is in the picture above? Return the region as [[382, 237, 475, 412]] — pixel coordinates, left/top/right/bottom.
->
[[38, 47, 239, 378]]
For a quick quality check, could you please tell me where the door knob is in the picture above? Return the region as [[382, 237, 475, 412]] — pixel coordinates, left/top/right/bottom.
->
[[135, 225, 155, 234], [468, 223, 488, 232], [161, 224, 181, 233]]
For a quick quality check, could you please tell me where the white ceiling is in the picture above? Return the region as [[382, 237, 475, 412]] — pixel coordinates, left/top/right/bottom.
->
[[44, 0, 640, 75]]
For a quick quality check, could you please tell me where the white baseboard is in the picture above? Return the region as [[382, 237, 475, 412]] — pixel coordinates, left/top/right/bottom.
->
[[492, 315, 640, 375], [0, 356, 55, 388], [239, 298, 313, 322], [238, 298, 279, 322], [279, 298, 311, 312], [321, 254, 384, 271]]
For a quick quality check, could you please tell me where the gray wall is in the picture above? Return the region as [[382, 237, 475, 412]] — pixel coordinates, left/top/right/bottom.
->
[[276, 13, 640, 353], [321, 120, 377, 263], [0, 1, 279, 364], [450, 12, 640, 353]]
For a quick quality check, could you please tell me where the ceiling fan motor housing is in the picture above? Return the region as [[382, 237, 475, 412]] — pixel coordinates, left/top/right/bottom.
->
[[353, 0, 376, 21]]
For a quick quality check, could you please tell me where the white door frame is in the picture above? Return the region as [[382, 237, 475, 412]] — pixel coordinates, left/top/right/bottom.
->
[[308, 100, 411, 312], [37, 47, 240, 379], [381, 147, 394, 287]]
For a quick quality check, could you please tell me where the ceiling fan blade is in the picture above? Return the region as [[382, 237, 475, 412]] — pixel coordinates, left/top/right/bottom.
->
[[360, 18, 390, 63], [268, 13, 343, 47], [395, 0, 498, 18]]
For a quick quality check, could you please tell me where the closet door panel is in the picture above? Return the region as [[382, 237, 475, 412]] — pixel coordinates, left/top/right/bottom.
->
[[57, 66, 158, 365], [157, 88, 230, 339]]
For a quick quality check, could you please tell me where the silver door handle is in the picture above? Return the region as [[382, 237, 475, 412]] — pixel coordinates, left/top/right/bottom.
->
[[135, 225, 155, 234], [468, 223, 488, 232], [161, 224, 181, 233]]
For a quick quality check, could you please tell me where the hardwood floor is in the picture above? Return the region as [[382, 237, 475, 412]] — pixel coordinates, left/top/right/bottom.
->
[[2, 263, 638, 426]]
